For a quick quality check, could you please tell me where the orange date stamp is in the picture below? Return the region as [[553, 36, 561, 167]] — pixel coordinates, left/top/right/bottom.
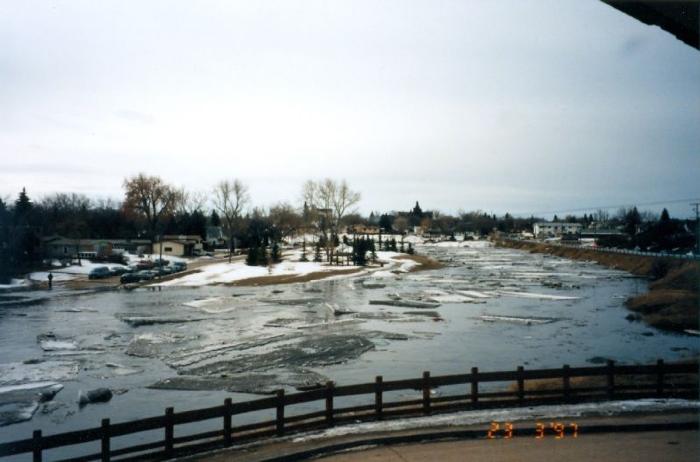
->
[[487, 421, 579, 439]]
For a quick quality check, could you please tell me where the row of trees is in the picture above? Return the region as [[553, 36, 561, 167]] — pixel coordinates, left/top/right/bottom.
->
[[2, 174, 696, 280]]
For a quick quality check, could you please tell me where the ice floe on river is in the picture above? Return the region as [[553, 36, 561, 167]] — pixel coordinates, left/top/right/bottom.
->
[[0, 382, 64, 426]]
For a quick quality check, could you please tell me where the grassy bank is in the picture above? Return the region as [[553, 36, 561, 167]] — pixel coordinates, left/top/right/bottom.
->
[[495, 239, 699, 333]]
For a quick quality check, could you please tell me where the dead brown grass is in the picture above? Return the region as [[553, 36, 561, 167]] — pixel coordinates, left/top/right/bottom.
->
[[507, 371, 697, 393], [227, 268, 364, 286], [394, 254, 445, 272]]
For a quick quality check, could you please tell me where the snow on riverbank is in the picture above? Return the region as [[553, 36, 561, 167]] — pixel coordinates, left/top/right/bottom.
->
[[157, 250, 418, 287]]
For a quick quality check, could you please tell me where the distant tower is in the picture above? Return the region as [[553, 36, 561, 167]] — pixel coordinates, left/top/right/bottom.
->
[[412, 201, 422, 217]]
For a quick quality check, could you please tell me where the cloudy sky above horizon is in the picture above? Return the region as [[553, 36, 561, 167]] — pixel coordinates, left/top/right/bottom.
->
[[1, 0, 699, 217]]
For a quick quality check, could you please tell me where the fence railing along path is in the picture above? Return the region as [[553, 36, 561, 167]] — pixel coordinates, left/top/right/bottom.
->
[[1, 360, 697, 462]]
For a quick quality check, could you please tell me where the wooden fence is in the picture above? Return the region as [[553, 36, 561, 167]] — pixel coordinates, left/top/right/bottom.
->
[[1, 360, 697, 462]]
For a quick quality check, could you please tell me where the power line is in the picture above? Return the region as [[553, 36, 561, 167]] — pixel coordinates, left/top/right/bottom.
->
[[510, 198, 700, 217]]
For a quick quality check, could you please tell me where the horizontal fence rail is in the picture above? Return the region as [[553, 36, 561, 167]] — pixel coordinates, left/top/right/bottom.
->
[[1, 360, 697, 461]]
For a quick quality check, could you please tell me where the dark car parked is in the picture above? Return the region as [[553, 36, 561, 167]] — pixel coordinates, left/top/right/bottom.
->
[[88, 266, 112, 280], [120, 272, 142, 284], [137, 270, 157, 281], [172, 261, 187, 272], [109, 266, 129, 276]]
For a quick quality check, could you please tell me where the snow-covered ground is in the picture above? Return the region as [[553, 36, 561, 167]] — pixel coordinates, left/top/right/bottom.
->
[[157, 249, 417, 287], [0, 278, 29, 289]]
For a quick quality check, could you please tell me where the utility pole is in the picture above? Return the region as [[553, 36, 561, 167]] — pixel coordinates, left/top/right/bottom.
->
[[692, 202, 700, 256]]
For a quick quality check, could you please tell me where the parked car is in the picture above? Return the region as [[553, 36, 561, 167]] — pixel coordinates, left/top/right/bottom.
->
[[156, 266, 174, 276], [120, 272, 142, 284], [172, 261, 187, 272], [153, 258, 170, 266], [109, 266, 129, 276], [137, 270, 157, 281], [136, 260, 155, 270], [88, 266, 112, 280]]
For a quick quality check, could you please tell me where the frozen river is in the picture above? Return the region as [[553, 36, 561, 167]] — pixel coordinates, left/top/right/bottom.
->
[[0, 241, 697, 454]]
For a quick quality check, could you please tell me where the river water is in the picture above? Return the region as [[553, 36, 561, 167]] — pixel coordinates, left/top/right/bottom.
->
[[0, 241, 697, 458]]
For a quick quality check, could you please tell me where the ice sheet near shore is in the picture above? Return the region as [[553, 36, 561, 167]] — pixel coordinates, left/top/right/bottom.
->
[[0, 382, 64, 427], [0, 361, 79, 386], [292, 399, 700, 442]]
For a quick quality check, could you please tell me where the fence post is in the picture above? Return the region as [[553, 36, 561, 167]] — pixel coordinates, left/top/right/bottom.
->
[[375, 376, 383, 420], [164, 407, 174, 458], [656, 359, 665, 397], [223, 398, 232, 447], [32, 430, 42, 462], [516, 366, 524, 404], [563, 365, 571, 401], [325, 381, 335, 427], [471, 367, 479, 405], [101, 418, 110, 462], [276, 390, 285, 436], [606, 360, 615, 400], [422, 371, 431, 415]]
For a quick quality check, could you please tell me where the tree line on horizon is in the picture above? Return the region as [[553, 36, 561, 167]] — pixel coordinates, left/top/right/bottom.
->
[[0, 175, 696, 282]]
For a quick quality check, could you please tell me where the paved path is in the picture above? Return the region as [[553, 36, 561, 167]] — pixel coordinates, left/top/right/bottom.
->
[[318, 430, 698, 461], [186, 411, 698, 462]]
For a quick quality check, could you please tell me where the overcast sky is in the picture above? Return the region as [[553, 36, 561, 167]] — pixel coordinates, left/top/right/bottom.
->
[[1, 0, 698, 217]]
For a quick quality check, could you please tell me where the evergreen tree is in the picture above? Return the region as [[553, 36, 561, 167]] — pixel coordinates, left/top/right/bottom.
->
[[14, 188, 33, 224], [246, 244, 259, 266], [313, 242, 322, 262], [257, 245, 268, 265], [300, 238, 309, 262], [624, 206, 641, 236], [407, 242, 415, 255], [400, 237, 405, 252], [210, 210, 221, 227], [390, 238, 397, 252], [271, 241, 281, 263]]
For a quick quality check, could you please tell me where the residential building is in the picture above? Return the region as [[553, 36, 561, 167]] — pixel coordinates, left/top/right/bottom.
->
[[533, 222, 583, 238], [153, 235, 203, 257], [42, 236, 152, 260]]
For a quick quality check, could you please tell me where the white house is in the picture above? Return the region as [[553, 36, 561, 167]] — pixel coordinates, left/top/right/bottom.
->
[[533, 222, 583, 238], [153, 235, 203, 257]]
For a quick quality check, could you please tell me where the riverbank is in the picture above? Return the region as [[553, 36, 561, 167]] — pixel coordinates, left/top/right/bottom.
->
[[495, 239, 699, 332]]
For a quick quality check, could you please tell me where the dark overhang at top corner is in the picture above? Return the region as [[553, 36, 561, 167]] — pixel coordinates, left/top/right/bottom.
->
[[601, 0, 699, 50]]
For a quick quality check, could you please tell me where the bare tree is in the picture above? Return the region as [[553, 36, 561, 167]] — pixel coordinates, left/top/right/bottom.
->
[[175, 187, 208, 214], [393, 216, 409, 234], [213, 179, 249, 262], [123, 173, 178, 238], [269, 202, 303, 241], [300, 179, 360, 261]]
